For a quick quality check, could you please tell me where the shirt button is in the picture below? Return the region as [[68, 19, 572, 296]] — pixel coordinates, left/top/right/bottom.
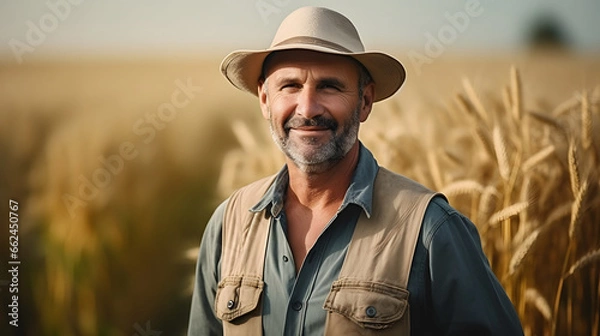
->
[[366, 306, 377, 318], [283, 255, 289, 262], [291, 301, 303, 311], [227, 300, 235, 310]]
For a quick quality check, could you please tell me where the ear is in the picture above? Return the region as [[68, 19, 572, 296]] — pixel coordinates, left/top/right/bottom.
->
[[359, 82, 375, 122], [258, 79, 270, 120]]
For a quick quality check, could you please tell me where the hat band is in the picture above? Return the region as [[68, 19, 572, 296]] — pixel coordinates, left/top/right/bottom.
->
[[271, 36, 355, 53]]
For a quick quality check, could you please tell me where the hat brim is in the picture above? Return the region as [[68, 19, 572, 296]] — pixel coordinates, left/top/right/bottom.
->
[[220, 44, 406, 102]]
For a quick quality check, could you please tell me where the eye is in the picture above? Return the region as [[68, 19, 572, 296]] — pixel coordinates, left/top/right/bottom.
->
[[320, 84, 341, 92], [280, 83, 300, 91]]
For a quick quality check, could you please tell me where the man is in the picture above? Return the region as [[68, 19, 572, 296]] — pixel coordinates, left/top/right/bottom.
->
[[188, 6, 523, 335]]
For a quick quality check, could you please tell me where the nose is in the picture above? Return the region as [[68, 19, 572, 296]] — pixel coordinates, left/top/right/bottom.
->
[[295, 87, 324, 119]]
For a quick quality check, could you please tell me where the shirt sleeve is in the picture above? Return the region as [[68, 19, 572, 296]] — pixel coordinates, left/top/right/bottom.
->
[[187, 200, 228, 336], [423, 197, 524, 335]]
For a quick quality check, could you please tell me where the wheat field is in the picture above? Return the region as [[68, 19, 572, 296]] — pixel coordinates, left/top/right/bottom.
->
[[0, 52, 599, 335]]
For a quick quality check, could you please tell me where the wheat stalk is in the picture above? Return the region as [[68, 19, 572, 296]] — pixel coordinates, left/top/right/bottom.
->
[[566, 248, 600, 276], [522, 145, 555, 172], [568, 141, 581, 197], [524, 288, 552, 321], [493, 126, 511, 181], [489, 201, 529, 227]]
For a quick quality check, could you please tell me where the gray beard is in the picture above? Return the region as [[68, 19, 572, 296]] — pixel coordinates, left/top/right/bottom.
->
[[269, 105, 360, 174]]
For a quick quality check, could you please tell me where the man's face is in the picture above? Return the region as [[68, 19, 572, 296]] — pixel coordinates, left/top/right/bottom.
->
[[259, 50, 373, 173]]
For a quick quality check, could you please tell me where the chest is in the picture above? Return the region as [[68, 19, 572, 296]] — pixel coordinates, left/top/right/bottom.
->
[[284, 204, 339, 271], [262, 207, 359, 335]]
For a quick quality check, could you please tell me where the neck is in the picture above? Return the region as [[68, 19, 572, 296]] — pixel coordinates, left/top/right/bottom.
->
[[285, 142, 360, 210]]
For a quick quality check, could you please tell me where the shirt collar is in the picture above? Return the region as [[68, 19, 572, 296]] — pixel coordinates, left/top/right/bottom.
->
[[249, 143, 379, 218]]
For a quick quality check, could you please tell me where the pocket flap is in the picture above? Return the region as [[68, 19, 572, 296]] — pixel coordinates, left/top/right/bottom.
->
[[323, 279, 409, 330], [215, 275, 264, 322]]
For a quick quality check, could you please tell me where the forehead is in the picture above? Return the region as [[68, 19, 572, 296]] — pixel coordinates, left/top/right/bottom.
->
[[262, 50, 360, 79]]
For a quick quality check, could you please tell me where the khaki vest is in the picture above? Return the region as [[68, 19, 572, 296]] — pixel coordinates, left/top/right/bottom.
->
[[215, 167, 440, 335]]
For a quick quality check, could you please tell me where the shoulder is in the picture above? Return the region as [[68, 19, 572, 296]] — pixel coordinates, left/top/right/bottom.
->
[[227, 174, 278, 209], [420, 197, 482, 249], [376, 167, 434, 195]]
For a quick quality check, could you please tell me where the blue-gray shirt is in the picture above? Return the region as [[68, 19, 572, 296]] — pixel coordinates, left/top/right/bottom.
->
[[188, 144, 523, 335]]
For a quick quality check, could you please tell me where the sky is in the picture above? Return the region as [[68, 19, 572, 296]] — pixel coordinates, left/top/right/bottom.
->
[[0, 0, 599, 61]]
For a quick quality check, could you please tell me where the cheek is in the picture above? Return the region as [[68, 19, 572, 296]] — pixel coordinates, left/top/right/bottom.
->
[[268, 96, 296, 121]]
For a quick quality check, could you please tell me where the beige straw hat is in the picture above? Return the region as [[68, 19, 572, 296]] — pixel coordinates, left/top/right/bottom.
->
[[220, 6, 406, 102]]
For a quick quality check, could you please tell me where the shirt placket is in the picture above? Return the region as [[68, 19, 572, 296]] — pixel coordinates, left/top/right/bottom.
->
[[283, 213, 338, 336]]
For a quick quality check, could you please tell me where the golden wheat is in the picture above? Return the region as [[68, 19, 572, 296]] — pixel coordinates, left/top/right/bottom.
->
[[567, 141, 581, 197], [441, 180, 485, 197], [568, 180, 588, 239], [581, 91, 592, 150], [522, 145, 556, 172], [510, 66, 523, 121], [462, 78, 489, 125], [524, 288, 552, 321], [2, 56, 599, 336], [489, 201, 529, 227], [509, 228, 541, 276], [492, 126, 511, 181], [566, 248, 600, 277]]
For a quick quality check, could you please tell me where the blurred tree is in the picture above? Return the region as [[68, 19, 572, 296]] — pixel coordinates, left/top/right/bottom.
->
[[526, 12, 571, 52]]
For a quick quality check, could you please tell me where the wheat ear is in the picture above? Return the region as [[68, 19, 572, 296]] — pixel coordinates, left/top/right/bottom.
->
[[493, 126, 511, 181], [581, 91, 592, 149], [567, 141, 581, 197], [489, 201, 529, 227], [441, 180, 484, 197], [522, 145, 555, 172], [552, 96, 579, 116], [478, 186, 499, 225], [524, 288, 552, 321], [462, 78, 489, 124], [569, 180, 588, 240], [502, 85, 512, 117], [510, 66, 523, 121], [509, 228, 540, 276], [566, 248, 600, 276]]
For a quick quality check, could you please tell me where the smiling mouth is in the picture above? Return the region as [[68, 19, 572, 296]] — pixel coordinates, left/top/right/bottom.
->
[[289, 126, 332, 136], [293, 126, 329, 131]]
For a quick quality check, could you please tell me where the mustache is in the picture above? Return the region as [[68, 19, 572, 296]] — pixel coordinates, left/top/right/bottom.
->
[[284, 115, 338, 131]]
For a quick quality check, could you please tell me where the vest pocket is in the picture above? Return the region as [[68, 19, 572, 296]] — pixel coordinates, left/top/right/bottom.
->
[[323, 279, 409, 330], [215, 275, 264, 322]]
